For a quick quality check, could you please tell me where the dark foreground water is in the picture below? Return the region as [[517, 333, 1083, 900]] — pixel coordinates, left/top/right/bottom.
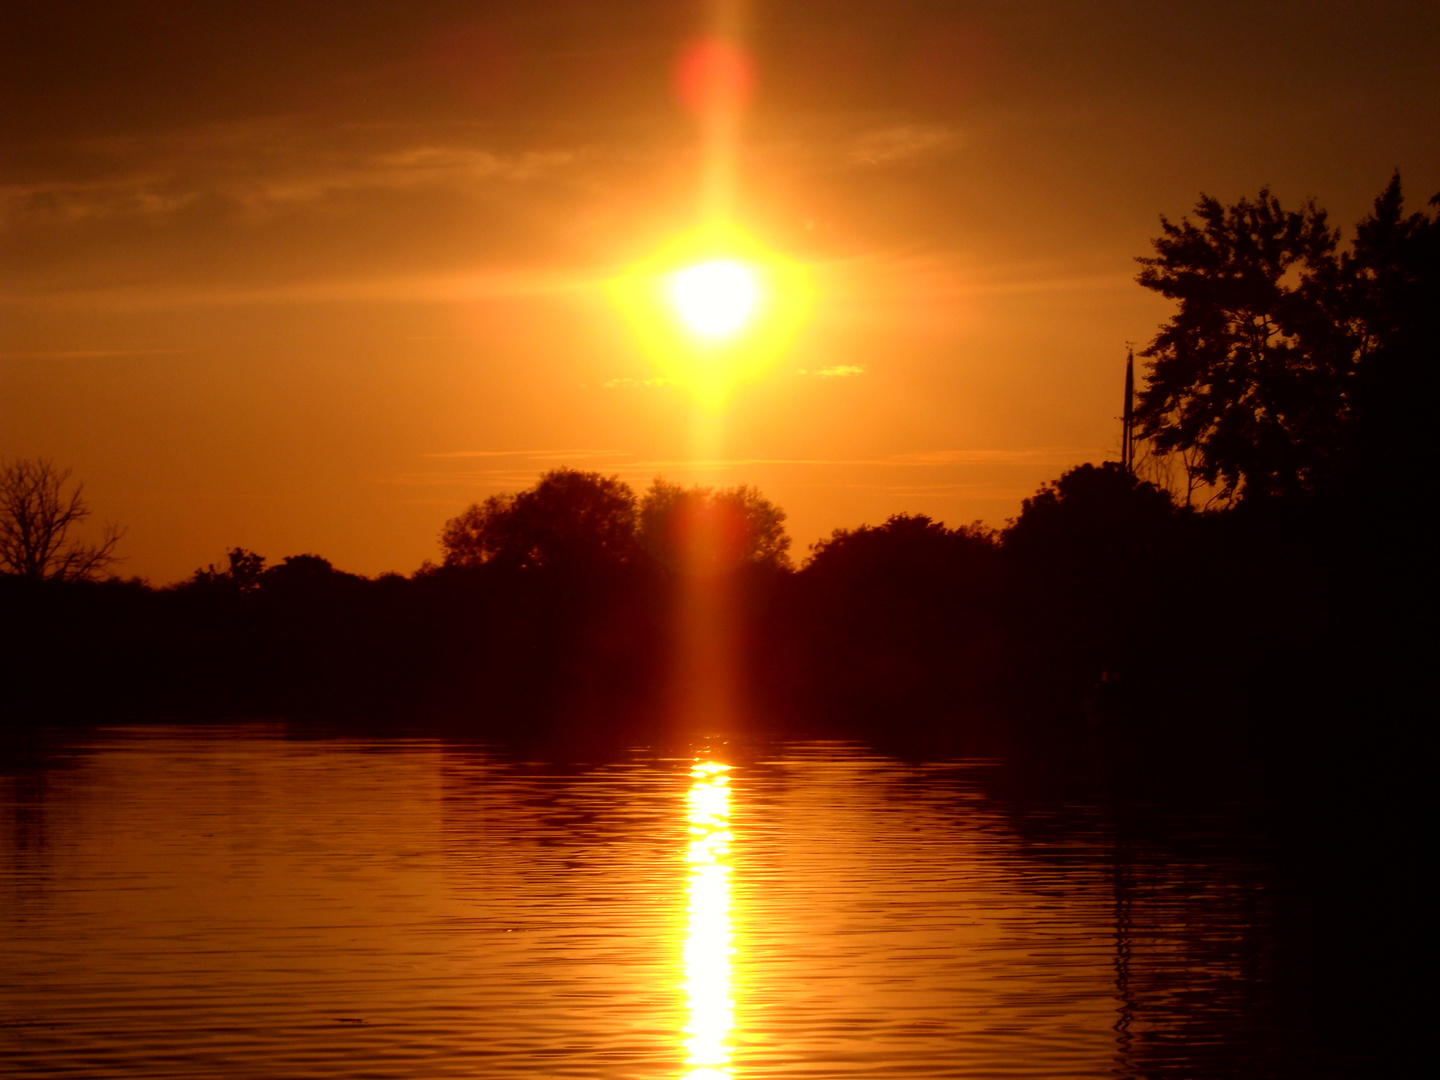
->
[[0, 725, 1391, 1078]]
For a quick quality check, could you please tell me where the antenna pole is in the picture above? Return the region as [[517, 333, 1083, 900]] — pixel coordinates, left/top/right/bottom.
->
[[1122, 348, 1135, 475]]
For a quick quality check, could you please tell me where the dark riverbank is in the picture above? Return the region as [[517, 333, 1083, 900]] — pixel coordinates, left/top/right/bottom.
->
[[2, 475, 1420, 807]]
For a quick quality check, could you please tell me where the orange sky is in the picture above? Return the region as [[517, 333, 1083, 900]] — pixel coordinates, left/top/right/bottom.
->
[[3, 1, 1437, 582]]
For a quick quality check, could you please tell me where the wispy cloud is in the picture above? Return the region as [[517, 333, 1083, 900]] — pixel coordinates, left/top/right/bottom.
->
[[868, 482, 1046, 498], [382, 446, 1106, 493], [627, 448, 1099, 469], [237, 146, 576, 213], [0, 121, 581, 228], [603, 376, 676, 389], [420, 449, 629, 461], [847, 124, 958, 166], [796, 365, 865, 378], [0, 181, 201, 225], [0, 348, 191, 359], [408, 447, 1098, 471], [887, 447, 1096, 465], [383, 471, 550, 487], [0, 266, 595, 310]]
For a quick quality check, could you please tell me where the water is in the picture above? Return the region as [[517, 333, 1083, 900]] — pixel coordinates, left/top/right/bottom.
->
[[0, 726, 1374, 1078]]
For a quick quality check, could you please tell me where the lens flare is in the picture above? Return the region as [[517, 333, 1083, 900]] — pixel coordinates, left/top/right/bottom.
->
[[674, 36, 755, 117]]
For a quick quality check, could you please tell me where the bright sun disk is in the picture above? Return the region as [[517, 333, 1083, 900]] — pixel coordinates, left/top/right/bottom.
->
[[671, 260, 759, 338], [606, 224, 814, 410]]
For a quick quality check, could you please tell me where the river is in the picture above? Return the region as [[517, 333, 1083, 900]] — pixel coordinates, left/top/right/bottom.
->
[[0, 724, 1384, 1077]]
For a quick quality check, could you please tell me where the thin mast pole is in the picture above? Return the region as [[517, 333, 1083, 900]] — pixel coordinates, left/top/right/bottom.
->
[[1122, 348, 1135, 475]]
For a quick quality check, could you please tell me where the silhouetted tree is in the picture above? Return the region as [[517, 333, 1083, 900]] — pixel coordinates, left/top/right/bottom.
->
[[638, 479, 791, 573], [806, 513, 995, 579], [1339, 174, 1439, 508], [440, 469, 639, 572], [1003, 463, 1178, 707], [261, 553, 331, 585], [785, 514, 1007, 735], [187, 547, 267, 593], [1004, 463, 1175, 563], [1135, 189, 1348, 503], [1135, 176, 1439, 508], [0, 458, 123, 581], [259, 554, 367, 597]]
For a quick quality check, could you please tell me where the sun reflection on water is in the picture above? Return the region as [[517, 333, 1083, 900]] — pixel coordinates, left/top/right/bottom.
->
[[684, 761, 734, 1080]]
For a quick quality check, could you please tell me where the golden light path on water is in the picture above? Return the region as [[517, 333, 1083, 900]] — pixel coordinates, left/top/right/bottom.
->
[[684, 761, 735, 1080]]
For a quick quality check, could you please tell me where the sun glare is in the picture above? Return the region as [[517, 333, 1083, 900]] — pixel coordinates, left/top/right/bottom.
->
[[684, 761, 735, 1080], [607, 222, 814, 411], [671, 260, 759, 338]]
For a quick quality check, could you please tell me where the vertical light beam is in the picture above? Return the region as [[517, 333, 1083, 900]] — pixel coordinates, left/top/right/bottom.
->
[[674, 1, 754, 223], [683, 761, 735, 1080]]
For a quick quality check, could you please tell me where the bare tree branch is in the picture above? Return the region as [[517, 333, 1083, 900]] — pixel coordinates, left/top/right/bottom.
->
[[0, 458, 125, 582]]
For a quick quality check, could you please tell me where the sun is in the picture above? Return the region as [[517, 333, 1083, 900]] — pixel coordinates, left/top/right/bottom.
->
[[607, 222, 814, 410], [670, 260, 760, 338]]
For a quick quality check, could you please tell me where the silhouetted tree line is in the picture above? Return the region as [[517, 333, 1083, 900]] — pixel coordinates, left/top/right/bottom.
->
[[2, 177, 1432, 781]]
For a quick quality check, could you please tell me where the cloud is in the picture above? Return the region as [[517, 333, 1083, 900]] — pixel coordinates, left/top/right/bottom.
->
[[391, 449, 639, 488], [603, 376, 677, 389], [237, 146, 577, 213], [846, 124, 958, 166], [0, 178, 200, 226], [0, 266, 595, 311], [888, 447, 1099, 465], [625, 448, 1100, 470], [419, 449, 629, 460], [0, 121, 580, 228], [0, 348, 190, 359], [381, 447, 1108, 494], [384, 471, 547, 488], [870, 482, 1053, 498], [796, 365, 865, 378]]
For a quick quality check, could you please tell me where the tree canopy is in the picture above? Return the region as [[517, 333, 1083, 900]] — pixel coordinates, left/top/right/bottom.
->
[[1339, 175, 1440, 506], [436, 471, 792, 576], [1135, 189, 1346, 502], [638, 479, 791, 573], [1135, 175, 1438, 506], [439, 469, 640, 572], [187, 547, 267, 593], [806, 513, 995, 580], [1004, 462, 1175, 567]]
